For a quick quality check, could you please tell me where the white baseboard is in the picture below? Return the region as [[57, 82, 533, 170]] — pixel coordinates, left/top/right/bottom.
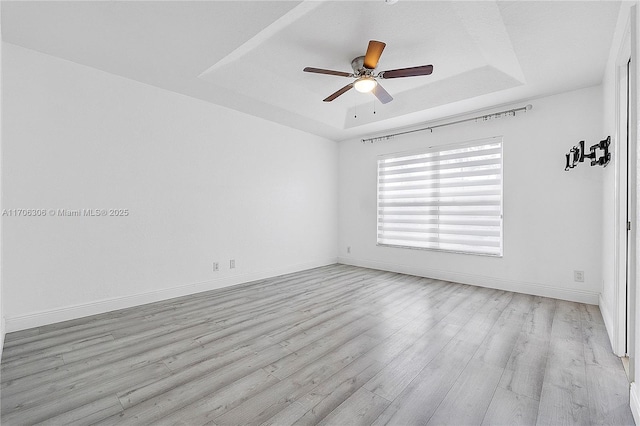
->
[[5, 257, 337, 332], [599, 293, 623, 356], [598, 293, 621, 356], [630, 382, 640, 424], [338, 257, 599, 305]]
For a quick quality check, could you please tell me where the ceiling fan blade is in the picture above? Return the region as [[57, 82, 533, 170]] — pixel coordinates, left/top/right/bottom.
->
[[373, 83, 393, 104], [323, 84, 354, 102], [380, 64, 434, 79], [364, 40, 386, 69], [304, 67, 353, 77]]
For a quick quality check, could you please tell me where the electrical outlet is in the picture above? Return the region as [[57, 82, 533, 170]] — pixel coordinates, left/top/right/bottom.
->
[[230, 259, 235, 269], [574, 270, 584, 282], [213, 262, 219, 272], [347, 246, 351, 254]]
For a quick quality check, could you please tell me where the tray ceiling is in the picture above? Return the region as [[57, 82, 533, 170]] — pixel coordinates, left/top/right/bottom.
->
[[2, 1, 622, 141]]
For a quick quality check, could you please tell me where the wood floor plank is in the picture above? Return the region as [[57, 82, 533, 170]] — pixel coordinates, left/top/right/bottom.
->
[[585, 364, 634, 425], [481, 387, 539, 426], [260, 402, 309, 426], [5, 285, 261, 352], [536, 380, 590, 426], [426, 359, 504, 426], [498, 335, 548, 399], [163, 307, 348, 372], [444, 290, 513, 345], [364, 316, 442, 364], [536, 337, 589, 425], [555, 300, 582, 321], [550, 317, 583, 342], [499, 299, 555, 401], [371, 338, 480, 425], [7, 272, 402, 414], [5, 265, 348, 350], [521, 297, 556, 337], [1, 332, 115, 366], [214, 334, 380, 425], [266, 314, 380, 380], [8, 273, 373, 391], [34, 395, 123, 426], [363, 297, 450, 343], [2, 361, 170, 423], [109, 297, 255, 339], [1, 320, 221, 399], [1, 265, 633, 425], [140, 368, 281, 425], [583, 321, 624, 370], [473, 294, 532, 369], [292, 355, 385, 425], [579, 303, 606, 325], [436, 286, 491, 327], [363, 322, 461, 401], [2, 328, 40, 344], [317, 387, 390, 426], [116, 343, 291, 412], [363, 282, 472, 359], [0, 355, 66, 383]]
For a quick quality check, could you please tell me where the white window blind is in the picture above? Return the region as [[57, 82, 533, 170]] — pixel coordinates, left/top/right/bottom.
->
[[377, 137, 503, 256]]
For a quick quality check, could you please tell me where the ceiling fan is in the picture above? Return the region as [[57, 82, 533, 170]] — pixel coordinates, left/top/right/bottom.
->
[[303, 40, 434, 104]]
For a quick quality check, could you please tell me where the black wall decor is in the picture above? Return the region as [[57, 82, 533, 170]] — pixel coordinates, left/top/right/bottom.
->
[[565, 136, 611, 171]]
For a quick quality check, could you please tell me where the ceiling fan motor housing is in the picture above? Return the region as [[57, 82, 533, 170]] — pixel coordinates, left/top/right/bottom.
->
[[351, 56, 373, 76]]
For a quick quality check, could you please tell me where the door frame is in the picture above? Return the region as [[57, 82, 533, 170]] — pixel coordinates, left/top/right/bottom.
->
[[614, 16, 634, 364]]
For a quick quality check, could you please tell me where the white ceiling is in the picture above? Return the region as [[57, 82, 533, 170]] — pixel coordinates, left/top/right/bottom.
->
[[2, 1, 623, 141]]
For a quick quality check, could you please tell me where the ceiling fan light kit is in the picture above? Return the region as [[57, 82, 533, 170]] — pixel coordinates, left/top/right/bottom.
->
[[303, 40, 434, 104], [354, 77, 377, 93]]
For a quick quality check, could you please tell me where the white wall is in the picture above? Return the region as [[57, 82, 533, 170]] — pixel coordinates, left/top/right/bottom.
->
[[338, 86, 604, 304], [2, 43, 338, 331]]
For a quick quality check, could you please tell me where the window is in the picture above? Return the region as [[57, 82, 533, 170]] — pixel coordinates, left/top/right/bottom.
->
[[377, 137, 503, 256]]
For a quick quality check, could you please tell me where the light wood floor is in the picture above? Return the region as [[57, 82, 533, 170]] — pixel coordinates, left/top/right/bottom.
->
[[0, 264, 634, 425]]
